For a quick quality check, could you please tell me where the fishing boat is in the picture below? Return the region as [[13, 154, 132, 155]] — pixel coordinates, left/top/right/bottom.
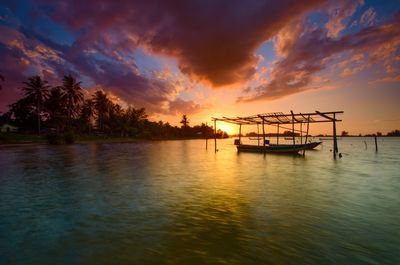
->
[[212, 110, 343, 157], [236, 141, 321, 154]]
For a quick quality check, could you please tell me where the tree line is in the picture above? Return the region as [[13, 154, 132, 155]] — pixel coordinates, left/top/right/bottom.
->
[[0, 75, 228, 139]]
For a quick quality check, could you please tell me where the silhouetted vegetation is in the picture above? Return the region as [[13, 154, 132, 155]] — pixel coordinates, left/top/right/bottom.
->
[[387, 130, 400, 136], [0, 75, 226, 142]]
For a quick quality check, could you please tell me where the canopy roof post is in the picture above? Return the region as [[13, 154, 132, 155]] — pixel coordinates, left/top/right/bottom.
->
[[303, 115, 310, 156], [239, 124, 242, 144], [262, 118, 265, 151], [214, 119, 217, 153], [277, 124, 279, 145]]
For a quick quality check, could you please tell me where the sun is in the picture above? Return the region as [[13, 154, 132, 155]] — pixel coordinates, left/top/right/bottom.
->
[[217, 123, 236, 136]]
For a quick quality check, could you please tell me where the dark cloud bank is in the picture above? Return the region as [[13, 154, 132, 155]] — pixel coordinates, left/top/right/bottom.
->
[[0, 0, 399, 113]]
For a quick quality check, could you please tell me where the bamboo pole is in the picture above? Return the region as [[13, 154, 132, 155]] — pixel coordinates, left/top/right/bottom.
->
[[277, 124, 279, 145], [214, 119, 217, 153], [206, 122, 208, 150], [333, 113, 337, 158], [300, 122, 303, 144], [239, 124, 242, 144], [291, 111, 295, 147], [262, 119, 265, 151], [303, 115, 310, 156], [257, 123, 260, 146], [374, 135, 378, 152]]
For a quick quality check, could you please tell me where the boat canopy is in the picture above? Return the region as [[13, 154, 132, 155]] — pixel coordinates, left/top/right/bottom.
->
[[212, 110, 343, 125]]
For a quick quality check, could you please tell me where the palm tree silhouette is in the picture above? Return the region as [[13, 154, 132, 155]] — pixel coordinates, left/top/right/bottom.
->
[[22, 75, 50, 134], [180, 114, 189, 128], [60, 75, 84, 130], [92, 90, 111, 132]]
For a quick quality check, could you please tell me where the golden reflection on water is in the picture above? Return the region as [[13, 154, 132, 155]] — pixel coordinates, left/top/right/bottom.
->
[[0, 138, 399, 264]]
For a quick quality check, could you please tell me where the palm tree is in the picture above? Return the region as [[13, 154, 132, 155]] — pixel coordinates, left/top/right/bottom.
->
[[60, 75, 84, 130], [46, 87, 65, 131], [92, 90, 111, 132], [22, 75, 50, 134], [180, 114, 189, 128]]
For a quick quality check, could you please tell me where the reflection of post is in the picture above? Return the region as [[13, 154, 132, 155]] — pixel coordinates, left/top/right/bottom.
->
[[257, 123, 260, 146], [333, 113, 338, 158], [303, 115, 310, 156], [374, 135, 378, 152], [214, 119, 217, 153], [277, 124, 279, 145]]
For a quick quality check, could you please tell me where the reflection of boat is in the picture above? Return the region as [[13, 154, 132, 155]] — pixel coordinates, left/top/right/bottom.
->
[[236, 142, 321, 154]]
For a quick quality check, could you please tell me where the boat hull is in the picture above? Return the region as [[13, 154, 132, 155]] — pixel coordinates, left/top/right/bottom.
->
[[236, 142, 321, 154]]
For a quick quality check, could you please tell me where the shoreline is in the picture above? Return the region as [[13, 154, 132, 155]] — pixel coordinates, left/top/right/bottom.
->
[[0, 133, 227, 146]]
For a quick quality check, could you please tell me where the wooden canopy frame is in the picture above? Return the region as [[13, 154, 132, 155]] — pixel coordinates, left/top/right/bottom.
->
[[212, 110, 343, 157]]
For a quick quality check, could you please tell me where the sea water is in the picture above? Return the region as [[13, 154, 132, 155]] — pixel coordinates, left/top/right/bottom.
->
[[0, 138, 399, 264]]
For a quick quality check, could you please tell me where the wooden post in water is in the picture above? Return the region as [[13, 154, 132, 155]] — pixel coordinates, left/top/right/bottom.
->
[[333, 113, 338, 158], [239, 124, 242, 144], [214, 119, 217, 152], [277, 124, 280, 145], [291, 111, 295, 147], [303, 115, 310, 156], [257, 123, 260, 146], [262, 118, 266, 151], [205, 122, 208, 150], [300, 122, 303, 144], [374, 135, 378, 152]]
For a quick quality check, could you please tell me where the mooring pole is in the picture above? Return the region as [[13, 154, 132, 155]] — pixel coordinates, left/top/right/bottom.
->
[[374, 135, 378, 152], [262, 118, 266, 151], [303, 115, 310, 156], [300, 122, 303, 144], [206, 122, 208, 150], [291, 111, 295, 147], [257, 123, 260, 146], [333, 113, 338, 158], [239, 124, 242, 144], [214, 119, 217, 152], [277, 124, 280, 145]]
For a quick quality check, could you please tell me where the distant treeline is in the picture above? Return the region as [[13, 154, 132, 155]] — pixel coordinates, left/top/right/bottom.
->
[[244, 130, 400, 137], [0, 75, 228, 139]]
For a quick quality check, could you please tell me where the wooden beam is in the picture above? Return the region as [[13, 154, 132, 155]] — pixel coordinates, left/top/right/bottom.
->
[[316, 110, 337, 121]]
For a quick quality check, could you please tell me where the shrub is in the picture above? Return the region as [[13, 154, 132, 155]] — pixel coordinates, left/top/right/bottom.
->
[[64, 133, 75, 144], [46, 134, 63, 145]]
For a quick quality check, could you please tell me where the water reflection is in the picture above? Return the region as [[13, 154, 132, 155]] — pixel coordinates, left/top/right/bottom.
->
[[0, 138, 399, 264]]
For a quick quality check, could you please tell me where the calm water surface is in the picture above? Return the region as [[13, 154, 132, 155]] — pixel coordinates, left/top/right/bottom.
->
[[0, 138, 399, 264]]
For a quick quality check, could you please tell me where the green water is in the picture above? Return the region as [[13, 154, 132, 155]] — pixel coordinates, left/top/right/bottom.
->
[[0, 138, 399, 264]]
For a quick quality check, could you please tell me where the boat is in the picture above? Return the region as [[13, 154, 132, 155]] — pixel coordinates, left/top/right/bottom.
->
[[236, 141, 321, 154]]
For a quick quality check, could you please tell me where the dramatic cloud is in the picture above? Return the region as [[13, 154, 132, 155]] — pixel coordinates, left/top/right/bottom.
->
[[168, 98, 206, 115], [325, 0, 363, 38], [38, 0, 323, 86], [239, 9, 400, 102]]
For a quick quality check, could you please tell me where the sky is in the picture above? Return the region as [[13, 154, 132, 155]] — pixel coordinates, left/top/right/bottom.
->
[[0, 0, 399, 135]]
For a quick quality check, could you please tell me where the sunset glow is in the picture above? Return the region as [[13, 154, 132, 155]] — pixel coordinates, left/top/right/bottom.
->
[[0, 1, 400, 135]]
